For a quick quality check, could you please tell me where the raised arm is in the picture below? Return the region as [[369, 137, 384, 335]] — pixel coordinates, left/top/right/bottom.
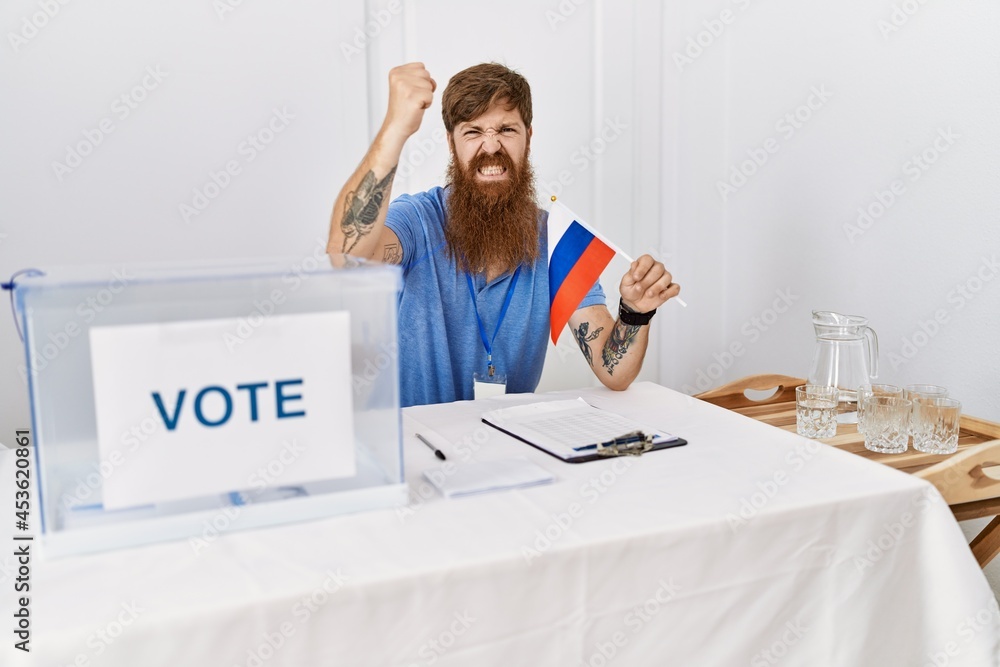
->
[[327, 63, 436, 261], [568, 255, 681, 390]]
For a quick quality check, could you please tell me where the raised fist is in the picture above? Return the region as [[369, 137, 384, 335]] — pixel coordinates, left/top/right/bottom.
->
[[382, 62, 437, 142]]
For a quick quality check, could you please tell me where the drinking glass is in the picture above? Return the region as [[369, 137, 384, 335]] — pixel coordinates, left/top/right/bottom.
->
[[862, 395, 912, 454], [903, 384, 948, 401], [856, 384, 903, 437], [796, 385, 838, 439], [903, 384, 948, 438], [911, 397, 962, 455]]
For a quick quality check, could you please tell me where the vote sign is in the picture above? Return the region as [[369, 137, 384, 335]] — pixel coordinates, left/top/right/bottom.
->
[[89, 311, 356, 510]]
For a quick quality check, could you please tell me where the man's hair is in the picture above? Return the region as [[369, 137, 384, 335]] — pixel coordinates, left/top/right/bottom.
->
[[441, 63, 533, 133]]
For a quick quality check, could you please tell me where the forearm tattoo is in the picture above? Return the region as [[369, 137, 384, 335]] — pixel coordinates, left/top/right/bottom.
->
[[572, 321, 604, 367], [341, 166, 396, 253], [601, 320, 641, 375]]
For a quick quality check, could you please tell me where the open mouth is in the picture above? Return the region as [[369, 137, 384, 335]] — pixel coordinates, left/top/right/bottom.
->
[[477, 164, 507, 179]]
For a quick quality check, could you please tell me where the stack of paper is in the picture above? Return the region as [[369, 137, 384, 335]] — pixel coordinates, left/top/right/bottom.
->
[[422, 457, 555, 498]]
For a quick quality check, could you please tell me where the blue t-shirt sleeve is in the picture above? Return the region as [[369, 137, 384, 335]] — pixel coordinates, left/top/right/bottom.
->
[[383, 194, 427, 271], [578, 279, 606, 310]]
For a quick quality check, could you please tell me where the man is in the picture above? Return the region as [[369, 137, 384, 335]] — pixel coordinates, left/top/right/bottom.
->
[[327, 62, 680, 407]]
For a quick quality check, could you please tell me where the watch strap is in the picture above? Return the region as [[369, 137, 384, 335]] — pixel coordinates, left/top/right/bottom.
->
[[619, 298, 656, 326]]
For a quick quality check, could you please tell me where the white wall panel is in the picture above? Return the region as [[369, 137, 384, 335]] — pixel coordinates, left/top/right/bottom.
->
[[659, 0, 733, 392]]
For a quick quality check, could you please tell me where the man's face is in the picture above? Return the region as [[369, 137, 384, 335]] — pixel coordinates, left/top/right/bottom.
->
[[449, 102, 532, 189], [443, 100, 539, 274]]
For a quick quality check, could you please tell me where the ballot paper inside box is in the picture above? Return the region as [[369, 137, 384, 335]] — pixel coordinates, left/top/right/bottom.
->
[[14, 256, 406, 557]]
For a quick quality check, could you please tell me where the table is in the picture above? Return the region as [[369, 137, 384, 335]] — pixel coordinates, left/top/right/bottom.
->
[[696, 374, 1000, 567], [3, 382, 999, 666]]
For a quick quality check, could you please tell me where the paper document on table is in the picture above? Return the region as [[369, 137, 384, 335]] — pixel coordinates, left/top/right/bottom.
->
[[481, 398, 685, 462], [423, 457, 555, 498]]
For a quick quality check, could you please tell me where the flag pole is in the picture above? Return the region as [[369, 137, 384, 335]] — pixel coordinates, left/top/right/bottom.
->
[[550, 197, 688, 308]]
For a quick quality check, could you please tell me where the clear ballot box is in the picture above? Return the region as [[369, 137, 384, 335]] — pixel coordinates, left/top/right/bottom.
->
[[14, 255, 406, 557]]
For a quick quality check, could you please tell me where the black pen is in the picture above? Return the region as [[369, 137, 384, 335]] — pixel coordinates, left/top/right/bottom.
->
[[416, 433, 447, 460]]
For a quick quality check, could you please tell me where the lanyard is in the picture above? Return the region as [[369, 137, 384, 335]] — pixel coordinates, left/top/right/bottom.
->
[[465, 266, 522, 377]]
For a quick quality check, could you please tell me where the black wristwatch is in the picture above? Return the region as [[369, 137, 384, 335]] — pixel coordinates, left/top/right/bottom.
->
[[618, 298, 656, 326]]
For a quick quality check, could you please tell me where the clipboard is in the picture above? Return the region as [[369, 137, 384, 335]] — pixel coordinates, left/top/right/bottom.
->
[[481, 398, 688, 463]]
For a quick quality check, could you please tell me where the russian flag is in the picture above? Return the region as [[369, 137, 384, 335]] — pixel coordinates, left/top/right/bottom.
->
[[547, 201, 621, 344]]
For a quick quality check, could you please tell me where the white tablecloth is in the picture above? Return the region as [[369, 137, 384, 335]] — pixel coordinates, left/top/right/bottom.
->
[[2, 382, 998, 666]]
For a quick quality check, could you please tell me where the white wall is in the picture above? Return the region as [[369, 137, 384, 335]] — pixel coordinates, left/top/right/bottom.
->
[[661, 0, 1000, 422], [2, 0, 997, 433]]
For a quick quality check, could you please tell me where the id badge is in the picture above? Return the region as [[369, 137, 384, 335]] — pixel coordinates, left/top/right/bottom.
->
[[473, 371, 507, 400]]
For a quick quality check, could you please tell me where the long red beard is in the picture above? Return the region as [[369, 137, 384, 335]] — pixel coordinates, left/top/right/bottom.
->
[[444, 148, 539, 275]]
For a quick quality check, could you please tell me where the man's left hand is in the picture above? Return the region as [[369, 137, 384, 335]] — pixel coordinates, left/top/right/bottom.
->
[[619, 255, 681, 314]]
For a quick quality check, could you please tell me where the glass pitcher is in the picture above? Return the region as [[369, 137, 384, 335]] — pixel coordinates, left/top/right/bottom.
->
[[807, 311, 879, 423]]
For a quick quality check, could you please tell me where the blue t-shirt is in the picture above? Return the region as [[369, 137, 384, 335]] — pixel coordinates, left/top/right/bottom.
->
[[385, 186, 606, 407]]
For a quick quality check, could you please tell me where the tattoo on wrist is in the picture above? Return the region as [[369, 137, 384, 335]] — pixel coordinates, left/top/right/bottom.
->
[[341, 166, 396, 253], [601, 320, 641, 375], [572, 321, 604, 367]]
